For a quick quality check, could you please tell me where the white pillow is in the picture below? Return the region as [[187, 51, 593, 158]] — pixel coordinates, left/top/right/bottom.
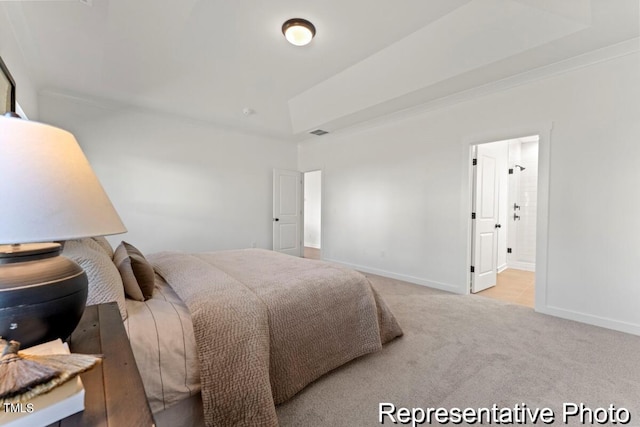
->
[[62, 238, 127, 320]]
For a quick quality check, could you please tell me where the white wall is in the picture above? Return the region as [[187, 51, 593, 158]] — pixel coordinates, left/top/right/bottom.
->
[[507, 139, 538, 271], [299, 51, 640, 335], [518, 141, 538, 265], [303, 171, 322, 249], [39, 93, 297, 254]]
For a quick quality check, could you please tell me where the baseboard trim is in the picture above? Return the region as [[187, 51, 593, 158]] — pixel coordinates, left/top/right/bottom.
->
[[507, 262, 535, 272], [323, 258, 461, 294], [537, 305, 640, 336], [323, 260, 640, 336], [497, 264, 508, 274]]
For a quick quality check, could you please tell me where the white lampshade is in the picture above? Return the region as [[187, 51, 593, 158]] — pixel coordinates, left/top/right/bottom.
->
[[0, 116, 126, 244]]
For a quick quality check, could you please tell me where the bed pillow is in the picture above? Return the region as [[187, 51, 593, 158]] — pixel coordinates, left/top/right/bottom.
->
[[114, 241, 155, 301], [62, 238, 128, 320], [91, 236, 114, 259]]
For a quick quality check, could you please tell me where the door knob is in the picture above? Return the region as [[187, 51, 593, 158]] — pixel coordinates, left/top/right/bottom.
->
[[273, 218, 280, 222], [495, 224, 501, 229]]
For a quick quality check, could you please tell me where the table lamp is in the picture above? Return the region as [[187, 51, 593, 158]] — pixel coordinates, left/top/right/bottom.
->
[[0, 115, 126, 348]]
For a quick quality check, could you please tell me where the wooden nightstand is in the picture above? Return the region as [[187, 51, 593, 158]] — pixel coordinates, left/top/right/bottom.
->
[[47, 302, 155, 427]]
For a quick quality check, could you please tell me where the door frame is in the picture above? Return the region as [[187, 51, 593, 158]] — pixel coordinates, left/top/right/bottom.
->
[[463, 122, 552, 311]]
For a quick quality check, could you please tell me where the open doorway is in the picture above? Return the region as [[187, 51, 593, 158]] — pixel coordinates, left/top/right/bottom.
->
[[469, 136, 539, 308], [303, 170, 322, 259]]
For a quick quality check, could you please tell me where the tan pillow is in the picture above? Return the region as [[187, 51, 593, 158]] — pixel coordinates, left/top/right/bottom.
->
[[114, 241, 155, 301], [62, 238, 128, 320]]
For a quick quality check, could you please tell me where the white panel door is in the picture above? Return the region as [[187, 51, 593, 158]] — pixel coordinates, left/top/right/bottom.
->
[[471, 144, 501, 293], [273, 169, 303, 257]]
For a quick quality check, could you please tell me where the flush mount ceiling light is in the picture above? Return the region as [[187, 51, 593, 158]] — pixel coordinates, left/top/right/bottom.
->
[[282, 18, 316, 46]]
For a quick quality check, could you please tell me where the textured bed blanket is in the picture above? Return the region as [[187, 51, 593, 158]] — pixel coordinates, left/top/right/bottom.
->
[[149, 249, 402, 427]]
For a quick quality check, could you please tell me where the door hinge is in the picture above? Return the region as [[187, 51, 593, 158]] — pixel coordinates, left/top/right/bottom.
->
[[472, 158, 477, 166], [471, 212, 476, 219], [470, 266, 475, 273], [508, 168, 514, 174], [507, 248, 512, 254]]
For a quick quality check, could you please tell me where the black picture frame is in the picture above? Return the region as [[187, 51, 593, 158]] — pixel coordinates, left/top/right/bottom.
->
[[0, 56, 17, 115]]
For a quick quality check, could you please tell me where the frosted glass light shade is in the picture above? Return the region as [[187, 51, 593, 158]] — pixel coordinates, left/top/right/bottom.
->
[[0, 116, 126, 244], [282, 18, 316, 46]]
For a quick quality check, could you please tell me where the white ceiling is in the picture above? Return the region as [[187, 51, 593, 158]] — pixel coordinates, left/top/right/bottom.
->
[[1, 0, 638, 140]]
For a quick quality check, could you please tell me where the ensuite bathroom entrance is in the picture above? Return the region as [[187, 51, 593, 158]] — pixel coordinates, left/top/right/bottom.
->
[[470, 135, 539, 308]]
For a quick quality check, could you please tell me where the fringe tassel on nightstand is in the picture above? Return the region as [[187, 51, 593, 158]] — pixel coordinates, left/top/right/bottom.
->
[[0, 338, 102, 403]]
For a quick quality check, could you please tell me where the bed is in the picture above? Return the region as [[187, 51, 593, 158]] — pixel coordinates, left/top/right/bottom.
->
[[62, 238, 403, 427]]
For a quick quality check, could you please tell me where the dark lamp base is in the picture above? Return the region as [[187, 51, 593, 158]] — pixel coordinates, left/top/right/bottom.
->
[[0, 243, 88, 348]]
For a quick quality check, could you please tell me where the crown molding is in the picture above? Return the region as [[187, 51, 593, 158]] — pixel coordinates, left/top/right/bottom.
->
[[300, 37, 639, 143]]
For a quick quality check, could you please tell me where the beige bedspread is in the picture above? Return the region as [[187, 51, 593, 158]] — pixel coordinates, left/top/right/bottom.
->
[[150, 249, 402, 427]]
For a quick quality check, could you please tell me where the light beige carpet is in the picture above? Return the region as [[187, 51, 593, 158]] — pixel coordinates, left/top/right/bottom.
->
[[276, 274, 640, 426]]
